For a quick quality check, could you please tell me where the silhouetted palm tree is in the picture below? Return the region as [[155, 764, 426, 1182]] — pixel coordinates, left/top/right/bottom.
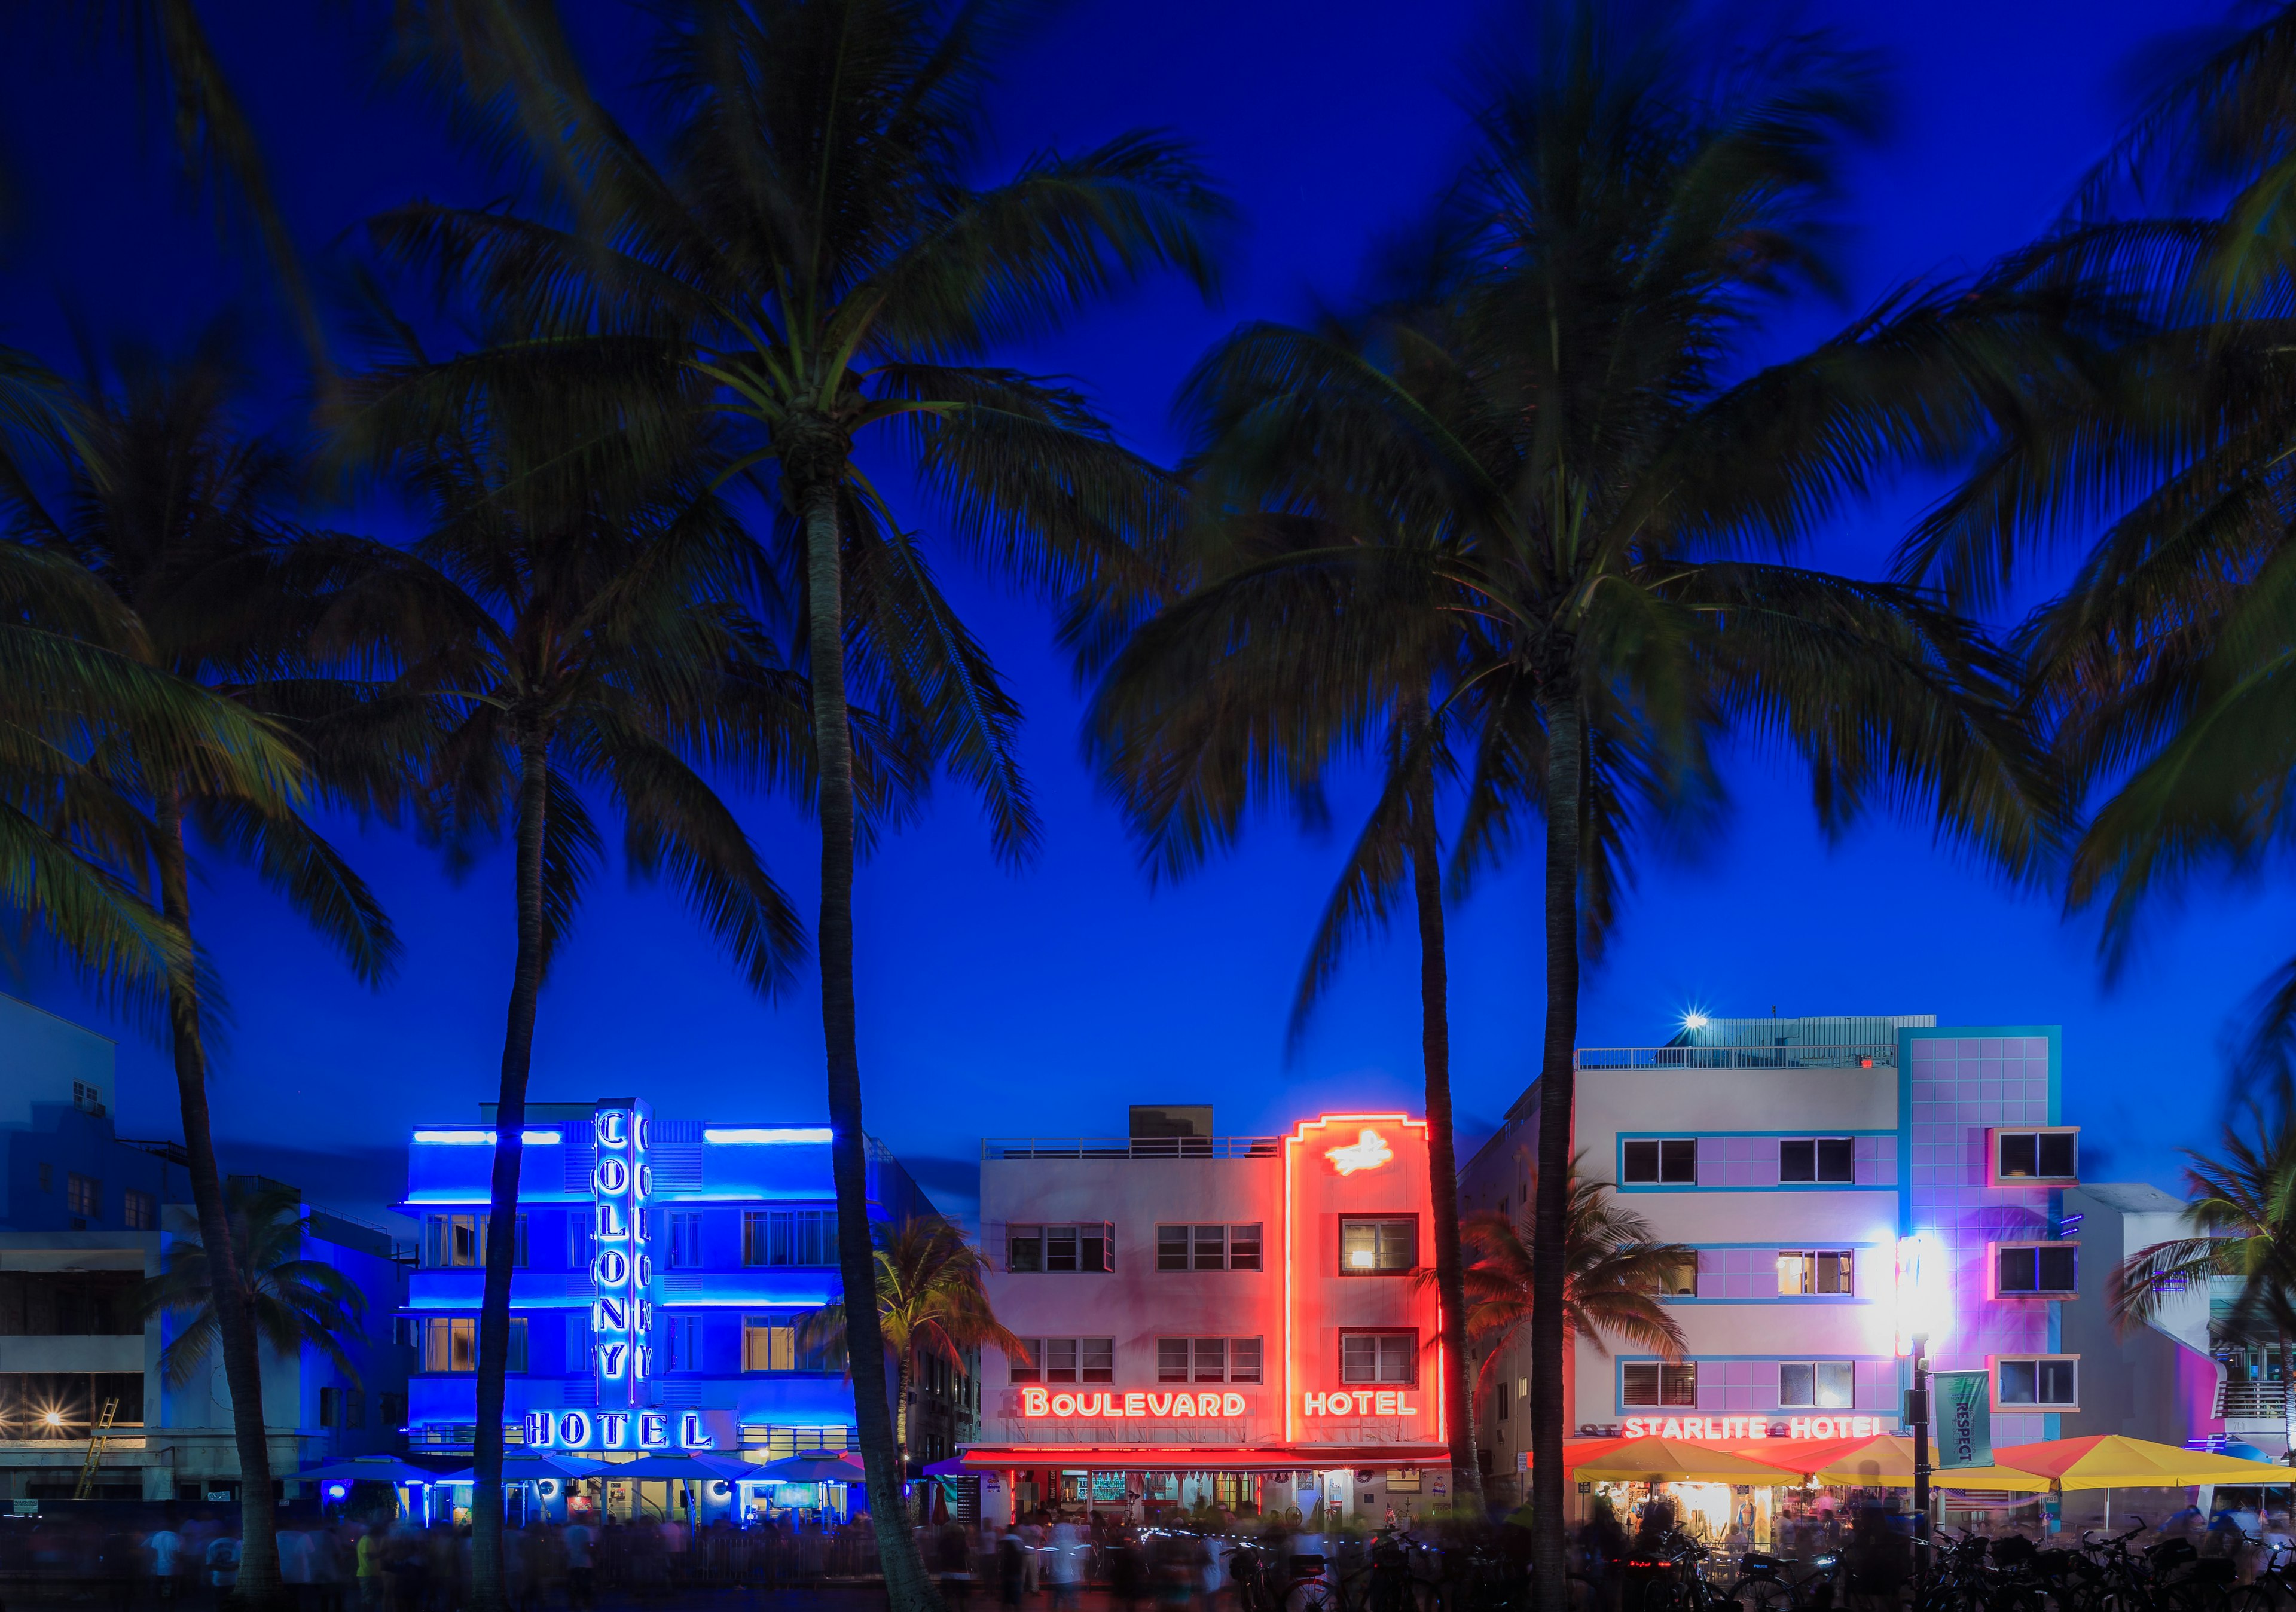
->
[[365, 5, 1227, 1599], [4, 334, 395, 1607]]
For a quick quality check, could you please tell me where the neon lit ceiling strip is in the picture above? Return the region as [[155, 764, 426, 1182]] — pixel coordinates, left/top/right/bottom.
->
[[703, 1128, 833, 1144], [413, 1129, 563, 1145]]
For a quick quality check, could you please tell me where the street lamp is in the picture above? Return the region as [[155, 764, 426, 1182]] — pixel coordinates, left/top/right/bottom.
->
[[1908, 1333, 1932, 1592]]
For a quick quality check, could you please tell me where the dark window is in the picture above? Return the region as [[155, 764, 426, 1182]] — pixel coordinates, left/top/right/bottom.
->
[[1779, 1139, 1855, 1184], [1998, 1358, 2076, 1406], [1779, 1362, 1854, 1408], [744, 1210, 836, 1266], [1193, 1338, 1225, 1382], [1192, 1226, 1225, 1271], [1997, 1132, 2078, 1181], [1010, 1341, 1040, 1383], [1621, 1361, 1697, 1407], [0, 1272, 142, 1336], [1082, 1338, 1113, 1382], [65, 1175, 99, 1219], [1497, 1381, 1510, 1421], [1999, 1245, 2078, 1295], [1007, 1225, 1043, 1273], [1339, 1330, 1416, 1385], [1158, 1338, 1189, 1382], [1231, 1337, 1262, 1383], [1039, 1225, 1113, 1273], [1156, 1225, 1187, 1272], [123, 1190, 157, 1231], [1339, 1217, 1417, 1273], [1230, 1225, 1262, 1270], [1622, 1140, 1697, 1184]]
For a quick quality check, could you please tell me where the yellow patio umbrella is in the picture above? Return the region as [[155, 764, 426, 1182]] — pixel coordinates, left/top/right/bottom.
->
[[1992, 1436, 2289, 1489], [1763, 1433, 2051, 1492], [1567, 1436, 1803, 1485]]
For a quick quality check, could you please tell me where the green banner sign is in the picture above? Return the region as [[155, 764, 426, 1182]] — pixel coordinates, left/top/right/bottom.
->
[[1933, 1370, 1993, 1470]]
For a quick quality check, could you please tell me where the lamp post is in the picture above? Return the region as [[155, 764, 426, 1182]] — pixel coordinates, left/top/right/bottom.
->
[[1909, 1332, 1932, 1592]]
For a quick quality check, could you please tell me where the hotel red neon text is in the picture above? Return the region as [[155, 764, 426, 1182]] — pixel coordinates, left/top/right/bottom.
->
[[1619, 1415, 1894, 1440]]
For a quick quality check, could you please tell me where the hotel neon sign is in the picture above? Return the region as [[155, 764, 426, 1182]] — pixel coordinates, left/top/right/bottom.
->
[[1619, 1415, 1896, 1440], [1019, 1388, 1248, 1419]]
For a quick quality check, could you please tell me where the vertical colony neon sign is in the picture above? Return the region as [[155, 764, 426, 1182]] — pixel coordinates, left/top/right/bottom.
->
[[593, 1100, 653, 1420]]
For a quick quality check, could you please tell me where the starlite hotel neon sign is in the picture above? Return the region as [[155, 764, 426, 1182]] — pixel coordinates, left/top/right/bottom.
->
[[525, 1098, 714, 1453]]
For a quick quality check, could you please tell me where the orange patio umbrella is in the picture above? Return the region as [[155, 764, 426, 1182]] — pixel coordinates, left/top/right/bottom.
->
[[1741, 1433, 2051, 1492]]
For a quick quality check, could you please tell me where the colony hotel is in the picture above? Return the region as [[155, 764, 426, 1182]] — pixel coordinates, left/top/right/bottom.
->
[[958, 1108, 1455, 1525], [400, 1100, 964, 1509], [1461, 1013, 2117, 1504]]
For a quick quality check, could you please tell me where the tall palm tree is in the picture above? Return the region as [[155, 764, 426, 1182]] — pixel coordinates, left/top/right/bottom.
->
[[1101, 10, 2065, 1592], [326, 311, 825, 1612], [1446, 1156, 1693, 1410], [802, 1216, 1026, 1475], [139, 1178, 370, 1389], [3, 335, 396, 1609], [2113, 1093, 2296, 1445], [364, 6, 1226, 1601]]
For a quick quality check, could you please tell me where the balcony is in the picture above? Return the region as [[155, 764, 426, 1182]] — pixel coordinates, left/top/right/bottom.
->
[[982, 1136, 1280, 1161], [2217, 1381, 2288, 1425], [1574, 1044, 1898, 1072]]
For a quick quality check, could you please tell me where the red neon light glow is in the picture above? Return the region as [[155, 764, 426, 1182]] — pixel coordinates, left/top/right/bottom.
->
[[1324, 1128, 1394, 1174]]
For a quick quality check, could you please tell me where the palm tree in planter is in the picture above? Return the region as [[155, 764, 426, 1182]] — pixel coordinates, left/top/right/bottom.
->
[[4, 335, 396, 1607], [804, 1217, 1026, 1479], [1442, 1157, 1693, 1418], [139, 1178, 370, 1390], [364, 5, 1227, 1598]]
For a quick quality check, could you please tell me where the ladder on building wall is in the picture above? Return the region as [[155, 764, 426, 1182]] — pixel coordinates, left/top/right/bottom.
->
[[74, 1399, 119, 1501]]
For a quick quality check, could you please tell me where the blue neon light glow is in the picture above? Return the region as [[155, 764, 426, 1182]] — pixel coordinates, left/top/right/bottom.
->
[[413, 1129, 563, 1145], [704, 1128, 833, 1144]]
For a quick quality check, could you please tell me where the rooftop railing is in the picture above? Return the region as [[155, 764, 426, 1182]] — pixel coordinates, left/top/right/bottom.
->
[[982, 1135, 1281, 1161], [1573, 1043, 1898, 1071]]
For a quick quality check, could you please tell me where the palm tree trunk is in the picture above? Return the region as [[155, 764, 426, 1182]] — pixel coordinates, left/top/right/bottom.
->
[[1407, 726, 1484, 1513], [794, 448, 943, 1612], [1529, 692, 1584, 1612], [471, 732, 550, 1612], [155, 787, 283, 1611]]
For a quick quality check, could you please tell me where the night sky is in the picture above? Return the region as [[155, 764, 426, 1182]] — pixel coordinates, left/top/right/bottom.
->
[[0, 0, 2268, 1233]]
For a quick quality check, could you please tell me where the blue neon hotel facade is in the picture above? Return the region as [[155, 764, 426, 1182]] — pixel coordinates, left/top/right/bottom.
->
[[400, 1100, 954, 1475]]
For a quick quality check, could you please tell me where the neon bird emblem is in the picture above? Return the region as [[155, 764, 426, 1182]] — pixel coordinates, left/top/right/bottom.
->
[[1326, 1128, 1394, 1175]]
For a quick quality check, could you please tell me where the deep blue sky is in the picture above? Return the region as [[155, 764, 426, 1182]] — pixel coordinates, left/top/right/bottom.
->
[[0, 0, 2270, 1232]]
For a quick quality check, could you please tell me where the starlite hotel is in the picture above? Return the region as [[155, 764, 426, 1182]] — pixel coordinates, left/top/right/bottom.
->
[[400, 1099, 967, 1523]]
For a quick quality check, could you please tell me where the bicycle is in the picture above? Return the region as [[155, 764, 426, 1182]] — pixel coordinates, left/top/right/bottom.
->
[[1228, 1540, 1339, 1612]]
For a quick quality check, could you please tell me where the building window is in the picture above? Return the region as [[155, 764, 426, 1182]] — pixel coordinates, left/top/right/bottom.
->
[[1156, 1224, 1262, 1271], [1659, 1254, 1698, 1297], [567, 1210, 591, 1268], [65, 1175, 99, 1220], [1341, 1330, 1416, 1385], [1622, 1361, 1697, 1407], [1779, 1361, 1853, 1408], [1622, 1140, 1697, 1184], [123, 1190, 157, 1230], [422, 1317, 525, 1373], [1997, 1357, 2077, 1407], [71, 1080, 102, 1113], [1497, 1381, 1509, 1421], [1193, 1339, 1226, 1381], [1998, 1244, 2078, 1296], [1779, 1138, 1854, 1184], [1157, 1338, 1188, 1382], [320, 1386, 343, 1428], [1778, 1251, 1854, 1296], [378, 1393, 406, 1428], [425, 1214, 526, 1269], [346, 1391, 365, 1428], [665, 1314, 704, 1371], [1009, 1224, 1112, 1273], [36, 1164, 50, 1194], [1995, 1131, 2078, 1183], [743, 1314, 840, 1373], [1339, 1217, 1417, 1274], [1016, 1337, 1113, 1383], [743, 1209, 836, 1266], [665, 1212, 703, 1269], [739, 1424, 849, 1460]]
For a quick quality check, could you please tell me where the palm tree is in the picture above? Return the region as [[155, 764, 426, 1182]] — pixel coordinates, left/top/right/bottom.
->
[[138, 1178, 370, 1389], [1100, 9, 2065, 1590], [802, 1217, 1026, 1476], [363, 7, 1227, 1601], [1089, 346, 1489, 1503], [325, 311, 823, 1612], [1445, 1156, 1693, 1411], [3, 335, 396, 1610], [2114, 1094, 2296, 1445]]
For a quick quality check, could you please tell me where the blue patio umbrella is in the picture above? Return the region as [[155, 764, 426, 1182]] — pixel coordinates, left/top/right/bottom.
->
[[297, 1457, 451, 1486], [749, 1452, 868, 1484]]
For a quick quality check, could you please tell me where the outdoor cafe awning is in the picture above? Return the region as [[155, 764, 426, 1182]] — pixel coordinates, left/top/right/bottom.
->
[[1738, 1434, 2052, 1492], [1993, 1436, 2291, 1490], [1544, 1436, 1802, 1485]]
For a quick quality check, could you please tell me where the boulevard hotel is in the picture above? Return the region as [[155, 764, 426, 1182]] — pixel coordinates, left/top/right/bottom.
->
[[958, 1110, 1455, 1524]]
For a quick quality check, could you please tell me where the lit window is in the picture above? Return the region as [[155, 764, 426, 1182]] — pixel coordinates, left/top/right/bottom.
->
[[1778, 1361, 1854, 1408], [1997, 1357, 2077, 1406], [1339, 1330, 1416, 1385], [1997, 1244, 2077, 1296], [1659, 1255, 1698, 1297], [1621, 1361, 1697, 1407], [1779, 1139, 1855, 1184], [1339, 1217, 1416, 1273], [1622, 1140, 1697, 1184], [423, 1317, 524, 1372], [1778, 1251, 1854, 1296], [743, 1318, 796, 1372]]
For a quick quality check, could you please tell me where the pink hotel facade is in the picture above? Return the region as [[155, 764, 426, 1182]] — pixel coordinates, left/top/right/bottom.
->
[[1459, 1013, 2225, 1498]]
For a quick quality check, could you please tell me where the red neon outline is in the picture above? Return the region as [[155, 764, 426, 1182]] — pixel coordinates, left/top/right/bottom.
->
[[1283, 1113, 1433, 1449]]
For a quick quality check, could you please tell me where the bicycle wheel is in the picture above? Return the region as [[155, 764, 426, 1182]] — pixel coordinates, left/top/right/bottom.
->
[[1723, 1577, 1796, 1612], [1289, 1580, 1341, 1612]]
